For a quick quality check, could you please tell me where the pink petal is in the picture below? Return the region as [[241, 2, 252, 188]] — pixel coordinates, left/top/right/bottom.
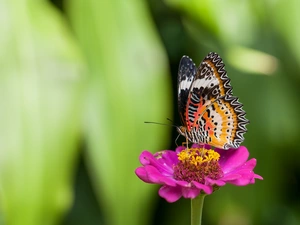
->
[[239, 158, 257, 171], [221, 158, 263, 185], [176, 180, 190, 187], [139, 151, 154, 165], [182, 187, 201, 198], [159, 185, 182, 203], [225, 170, 256, 186], [175, 146, 186, 154], [135, 167, 148, 182], [192, 181, 213, 194], [139, 151, 174, 175], [221, 173, 241, 181], [157, 150, 179, 166], [250, 174, 263, 184], [216, 146, 249, 173], [205, 178, 226, 187], [135, 166, 177, 186], [254, 174, 263, 180]]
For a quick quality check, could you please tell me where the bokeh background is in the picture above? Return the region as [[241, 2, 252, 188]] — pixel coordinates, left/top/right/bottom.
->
[[0, 0, 299, 225]]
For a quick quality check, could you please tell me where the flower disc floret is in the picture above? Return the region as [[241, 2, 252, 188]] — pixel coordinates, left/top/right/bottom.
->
[[174, 148, 223, 184]]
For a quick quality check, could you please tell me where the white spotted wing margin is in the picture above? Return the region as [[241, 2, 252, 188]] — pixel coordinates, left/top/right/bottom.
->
[[221, 94, 249, 149]]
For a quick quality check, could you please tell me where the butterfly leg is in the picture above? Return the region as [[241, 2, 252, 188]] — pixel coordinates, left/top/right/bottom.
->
[[182, 136, 189, 149], [175, 133, 181, 147]]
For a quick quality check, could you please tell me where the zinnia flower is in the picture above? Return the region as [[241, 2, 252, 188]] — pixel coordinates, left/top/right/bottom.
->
[[135, 144, 263, 203]]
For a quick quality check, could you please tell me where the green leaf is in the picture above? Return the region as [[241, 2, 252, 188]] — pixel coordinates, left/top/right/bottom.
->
[[0, 1, 85, 224], [66, 1, 172, 225]]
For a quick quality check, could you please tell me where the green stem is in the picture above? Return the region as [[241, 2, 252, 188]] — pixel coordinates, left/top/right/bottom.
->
[[191, 194, 206, 225]]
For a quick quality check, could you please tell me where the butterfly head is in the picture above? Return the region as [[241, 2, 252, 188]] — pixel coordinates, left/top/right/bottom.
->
[[176, 126, 188, 138]]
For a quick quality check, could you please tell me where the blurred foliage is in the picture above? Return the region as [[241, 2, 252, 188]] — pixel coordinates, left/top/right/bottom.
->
[[0, 0, 85, 224], [65, 1, 171, 225], [0, 0, 299, 225]]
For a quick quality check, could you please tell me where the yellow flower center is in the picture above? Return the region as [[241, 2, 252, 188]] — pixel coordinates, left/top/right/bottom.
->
[[177, 148, 220, 166], [173, 147, 223, 184]]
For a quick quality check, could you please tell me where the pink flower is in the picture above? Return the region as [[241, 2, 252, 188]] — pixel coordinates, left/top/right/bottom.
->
[[135, 144, 263, 203]]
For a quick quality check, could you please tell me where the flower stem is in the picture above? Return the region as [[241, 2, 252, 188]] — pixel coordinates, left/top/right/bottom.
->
[[191, 194, 206, 225]]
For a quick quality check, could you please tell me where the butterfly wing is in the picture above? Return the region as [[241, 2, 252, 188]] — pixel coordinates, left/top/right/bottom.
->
[[196, 95, 248, 149], [178, 55, 197, 125], [185, 52, 249, 149]]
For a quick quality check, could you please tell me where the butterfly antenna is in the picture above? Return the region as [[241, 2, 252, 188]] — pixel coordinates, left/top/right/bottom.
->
[[166, 118, 173, 123], [144, 118, 180, 128], [144, 121, 178, 128]]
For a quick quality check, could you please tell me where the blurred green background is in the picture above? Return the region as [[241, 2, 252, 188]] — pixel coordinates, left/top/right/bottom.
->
[[0, 0, 299, 225]]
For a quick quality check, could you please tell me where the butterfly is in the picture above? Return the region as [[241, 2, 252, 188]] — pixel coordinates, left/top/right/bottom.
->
[[177, 52, 249, 150]]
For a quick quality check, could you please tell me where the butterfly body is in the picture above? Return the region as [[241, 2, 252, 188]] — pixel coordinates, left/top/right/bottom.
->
[[177, 52, 249, 150]]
